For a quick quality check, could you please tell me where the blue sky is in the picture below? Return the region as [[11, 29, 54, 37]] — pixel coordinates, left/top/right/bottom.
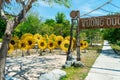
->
[[30, 0, 120, 21], [4, 0, 120, 21]]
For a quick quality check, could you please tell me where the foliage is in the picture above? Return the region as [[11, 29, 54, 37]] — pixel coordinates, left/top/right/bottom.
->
[[39, 24, 54, 35], [103, 28, 120, 43], [80, 29, 103, 46], [54, 12, 70, 36], [45, 19, 56, 26], [41, 0, 71, 8], [0, 38, 2, 42], [14, 15, 42, 37], [111, 44, 120, 51], [14, 12, 71, 37], [55, 12, 66, 23], [0, 18, 6, 38]]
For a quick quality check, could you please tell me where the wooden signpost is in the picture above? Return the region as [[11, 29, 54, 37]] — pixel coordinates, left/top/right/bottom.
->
[[68, 10, 120, 61], [79, 15, 120, 29]]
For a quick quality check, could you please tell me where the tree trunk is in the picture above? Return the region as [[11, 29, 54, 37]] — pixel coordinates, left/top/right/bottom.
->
[[67, 19, 73, 61], [0, 57, 6, 80], [0, 36, 11, 80], [0, 20, 14, 80]]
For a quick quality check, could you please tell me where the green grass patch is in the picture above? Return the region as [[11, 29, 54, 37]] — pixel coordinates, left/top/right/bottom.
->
[[111, 44, 120, 55], [61, 45, 103, 80], [0, 38, 2, 42], [111, 44, 120, 51]]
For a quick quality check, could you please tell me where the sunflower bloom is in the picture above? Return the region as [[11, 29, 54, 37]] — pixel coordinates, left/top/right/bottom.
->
[[80, 40, 84, 50], [10, 36, 19, 46], [18, 40, 28, 51], [55, 36, 64, 48], [83, 41, 89, 49], [60, 40, 72, 52], [47, 40, 56, 51], [21, 33, 33, 40], [25, 36, 36, 49], [38, 39, 47, 50], [34, 33, 42, 43], [65, 36, 70, 40], [10, 36, 19, 50], [43, 34, 49, 43], [8, 43, 14, 54], [49, 34, 56, 41]]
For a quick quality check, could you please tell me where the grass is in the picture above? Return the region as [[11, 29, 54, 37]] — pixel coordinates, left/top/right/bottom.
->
[[0, 38, 2, 42], [111, 44, 120, 51], [111, 44, 120, 55], [61, 45, 103, 80]]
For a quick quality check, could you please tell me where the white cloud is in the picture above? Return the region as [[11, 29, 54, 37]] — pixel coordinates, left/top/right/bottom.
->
[[36, 1, 50, 7]]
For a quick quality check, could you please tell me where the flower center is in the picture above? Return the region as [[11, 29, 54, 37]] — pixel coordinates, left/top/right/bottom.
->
[[40, 42, 44, 46], [10, 40, 15, 45], [28, 41, 32, 45]]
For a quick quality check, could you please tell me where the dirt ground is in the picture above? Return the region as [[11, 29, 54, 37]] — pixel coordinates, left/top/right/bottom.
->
[[6, 49, 67, 80]]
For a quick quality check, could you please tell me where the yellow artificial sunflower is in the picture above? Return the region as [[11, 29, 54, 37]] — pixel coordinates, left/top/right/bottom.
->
[[65, 36, 70, 40], [21, 33, 33, 40], [38, 39, 47, 50], [10, 36, 19, 46], [18, 40, 28, 51], [10, 36, 19, 49], [47, 40, 56, 51], [55, 36, 64, 48], [80, 40, 85, 50], [65, 36, 76, 49], [12, 35, 19, 40], [43, 34, 49, 43], [34, 33, 42, 43], [49, 34, 56, 41], [60, 40, 72, 52], [83, 41, 89, 49], [25, 36, 36, 49], [8, 43, 14, 54]]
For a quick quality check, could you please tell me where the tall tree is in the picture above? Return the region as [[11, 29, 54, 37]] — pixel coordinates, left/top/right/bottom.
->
[[0, 0, 70, 79], [55, 12, 66, 23], [45, 19, 56, 26], [16, 14, 42, 35], [0, 0, 37, 79]]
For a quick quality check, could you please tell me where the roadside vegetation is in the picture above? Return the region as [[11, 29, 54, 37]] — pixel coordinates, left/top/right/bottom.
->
[[61, 44, 103, 80], [0, 38, 2, 42], [103, 28, 120, 55]]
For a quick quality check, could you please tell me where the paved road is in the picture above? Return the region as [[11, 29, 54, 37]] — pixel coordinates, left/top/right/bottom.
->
[[85, 40, 120, 80]]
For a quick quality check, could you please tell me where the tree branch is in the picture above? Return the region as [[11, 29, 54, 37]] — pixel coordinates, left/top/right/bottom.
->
[[0, 1, 8, 21], [14, 0, 36, 28]]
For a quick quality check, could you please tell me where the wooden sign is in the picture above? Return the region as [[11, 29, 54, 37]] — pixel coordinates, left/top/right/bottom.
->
[[79, 15, 120, 29]]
